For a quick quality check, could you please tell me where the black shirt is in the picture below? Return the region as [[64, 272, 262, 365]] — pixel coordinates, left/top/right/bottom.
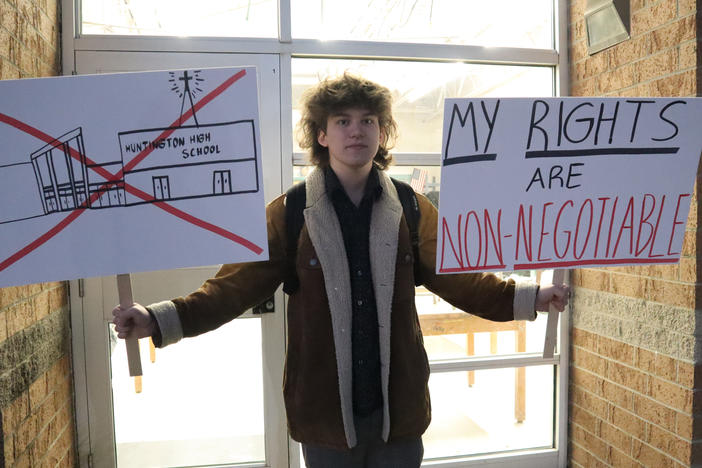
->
[[325, 166, 383, 416]]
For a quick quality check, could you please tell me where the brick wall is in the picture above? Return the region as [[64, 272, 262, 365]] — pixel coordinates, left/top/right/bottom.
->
[[568, 0, 701, 467], [0, 0, 61, 79], [0, 0, 75, 467]]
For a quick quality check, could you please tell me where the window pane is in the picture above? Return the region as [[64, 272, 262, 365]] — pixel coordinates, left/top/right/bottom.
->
[[424, 367, 554, 459], [417, 273, 554, 360], [292, 0, 553, 48], [82, 0, 277, 37], [291, 58, 553, 154], [109, 319, 265, 467]]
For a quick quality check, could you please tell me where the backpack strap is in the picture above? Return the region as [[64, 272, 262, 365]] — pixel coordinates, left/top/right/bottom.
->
[[390, 178, 423, 286], [282, 181, 306, 295], [282, 177, 423, 295]]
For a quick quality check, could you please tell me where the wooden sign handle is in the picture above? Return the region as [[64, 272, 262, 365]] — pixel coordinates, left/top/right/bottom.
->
[[117, 274, 143, 376], [542, 269, 565, 359]]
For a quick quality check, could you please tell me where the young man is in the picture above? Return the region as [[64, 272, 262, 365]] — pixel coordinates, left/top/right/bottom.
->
[[113, 74, 569, 468]]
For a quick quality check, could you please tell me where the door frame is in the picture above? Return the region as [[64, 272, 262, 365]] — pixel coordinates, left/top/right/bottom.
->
[[69, 51, 288, 468]]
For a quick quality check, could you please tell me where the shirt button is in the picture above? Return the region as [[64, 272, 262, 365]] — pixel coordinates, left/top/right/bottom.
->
[[309, 258, 318, 266], [357, 300, 363, 306], [359, 359, 364, 365], [405, 254, 412, 263], [356, 270, 363, 277]]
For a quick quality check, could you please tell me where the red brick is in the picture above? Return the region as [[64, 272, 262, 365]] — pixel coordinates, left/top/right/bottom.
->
[[0, 56, 20, 79], [573, 347, 607, 377], [631, 0, 677, 37], [648, 70, 696, 97], [6, 300, 35, 337], [572, 328, 598, 352], [609, 446, 642, 467], [650, 16, 696, 52], [1, 3, 19, 38], [603, 380, 634, 411], [647, 262, 679, 281], [572, 18, 586, 42], [570, 40, 588, 64], [637, 48, 677, 83], [572, 423, 610, 461], [572, 385, 610, 420], [632, 439, 678, 468], [33, 289, 50, 320], [0, 26, 11, 61], [675, 361, 702, 388], [685, 197, 698, 230], [3, 392, 29, 433], [607, 361, 648, 393], [675, 412, 694, 439], [678, 256, 696, 283], [601, 420, 632, 454], [573, 268, 611, 291], [29, 373, 48, 410], [649, 377, 693, 412], [682, 230, 696, 256], [637, 347, 656, 372], [570, 441, 607, 468], [571, 403, 603, 435], [571, 76, 598, 96], [14, 412, 37, 457], [611, 406, 647, 440], [647, 425, 690, 463], [611, 273, 648, 299], [583, 51, 610, 79], [678, 0, 696, 15], [0, 309, 8, 343], [13, 452, 31, 468], [652, 353, 677, 382], [47, 356, 70, 392], [599, 64, 638, 92], [630, 0, 647, 12], [3, 432, 15, 467], [48, 286, 67, 312], [598, 336, 634, 365], [648, 279, 695, 309], [634, 394, 677, 432], [571, 366, 605, 396], [610, 34, 652, 68]]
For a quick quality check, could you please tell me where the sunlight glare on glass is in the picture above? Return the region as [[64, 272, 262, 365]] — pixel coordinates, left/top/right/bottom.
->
[[292, 59, 553, 154], [81, 0, 277, 37], [292, 0, 553, 48]]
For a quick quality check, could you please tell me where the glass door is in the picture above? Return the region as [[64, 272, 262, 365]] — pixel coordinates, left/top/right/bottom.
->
[[69, 52, 288, 468]]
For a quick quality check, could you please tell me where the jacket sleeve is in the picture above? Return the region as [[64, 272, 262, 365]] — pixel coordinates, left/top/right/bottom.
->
[[416, 194, 538, 322], [151, 194, 289, 346]]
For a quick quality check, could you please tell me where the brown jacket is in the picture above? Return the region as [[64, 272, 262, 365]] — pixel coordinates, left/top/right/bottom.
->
[[151, 168, 538, 449]]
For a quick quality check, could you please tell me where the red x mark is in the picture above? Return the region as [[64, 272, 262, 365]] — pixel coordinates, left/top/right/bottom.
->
[[0, 69, 265, 274]]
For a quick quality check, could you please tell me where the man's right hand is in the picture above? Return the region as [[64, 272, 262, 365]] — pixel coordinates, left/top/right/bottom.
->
[[112, 303, 156, 339]]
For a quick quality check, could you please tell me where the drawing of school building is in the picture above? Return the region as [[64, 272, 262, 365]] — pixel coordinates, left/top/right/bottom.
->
[[118, 120, 259, 205], [0, 120, 259, 225]]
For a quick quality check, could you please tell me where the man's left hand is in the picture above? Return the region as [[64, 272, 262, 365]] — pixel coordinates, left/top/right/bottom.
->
[[535, 284, 570, 312]]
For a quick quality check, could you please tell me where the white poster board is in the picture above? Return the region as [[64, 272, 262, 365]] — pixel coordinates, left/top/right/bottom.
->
[[437, 97, 702, 274], [0, 67, 268, 288]]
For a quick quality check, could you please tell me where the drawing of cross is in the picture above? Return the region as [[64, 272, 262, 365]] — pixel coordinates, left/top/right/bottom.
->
[[179, 71, 199, 127]]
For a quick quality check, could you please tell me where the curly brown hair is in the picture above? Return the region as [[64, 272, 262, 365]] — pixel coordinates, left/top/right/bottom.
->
[[297, 73, 398, 170]]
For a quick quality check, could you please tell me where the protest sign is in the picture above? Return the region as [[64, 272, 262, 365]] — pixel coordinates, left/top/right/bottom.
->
[[437, 97, 702, 274], [0, 66, 268, 288]]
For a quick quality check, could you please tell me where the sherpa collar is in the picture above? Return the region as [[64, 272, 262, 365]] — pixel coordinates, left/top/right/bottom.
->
[[303, 167, 402, 447]]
